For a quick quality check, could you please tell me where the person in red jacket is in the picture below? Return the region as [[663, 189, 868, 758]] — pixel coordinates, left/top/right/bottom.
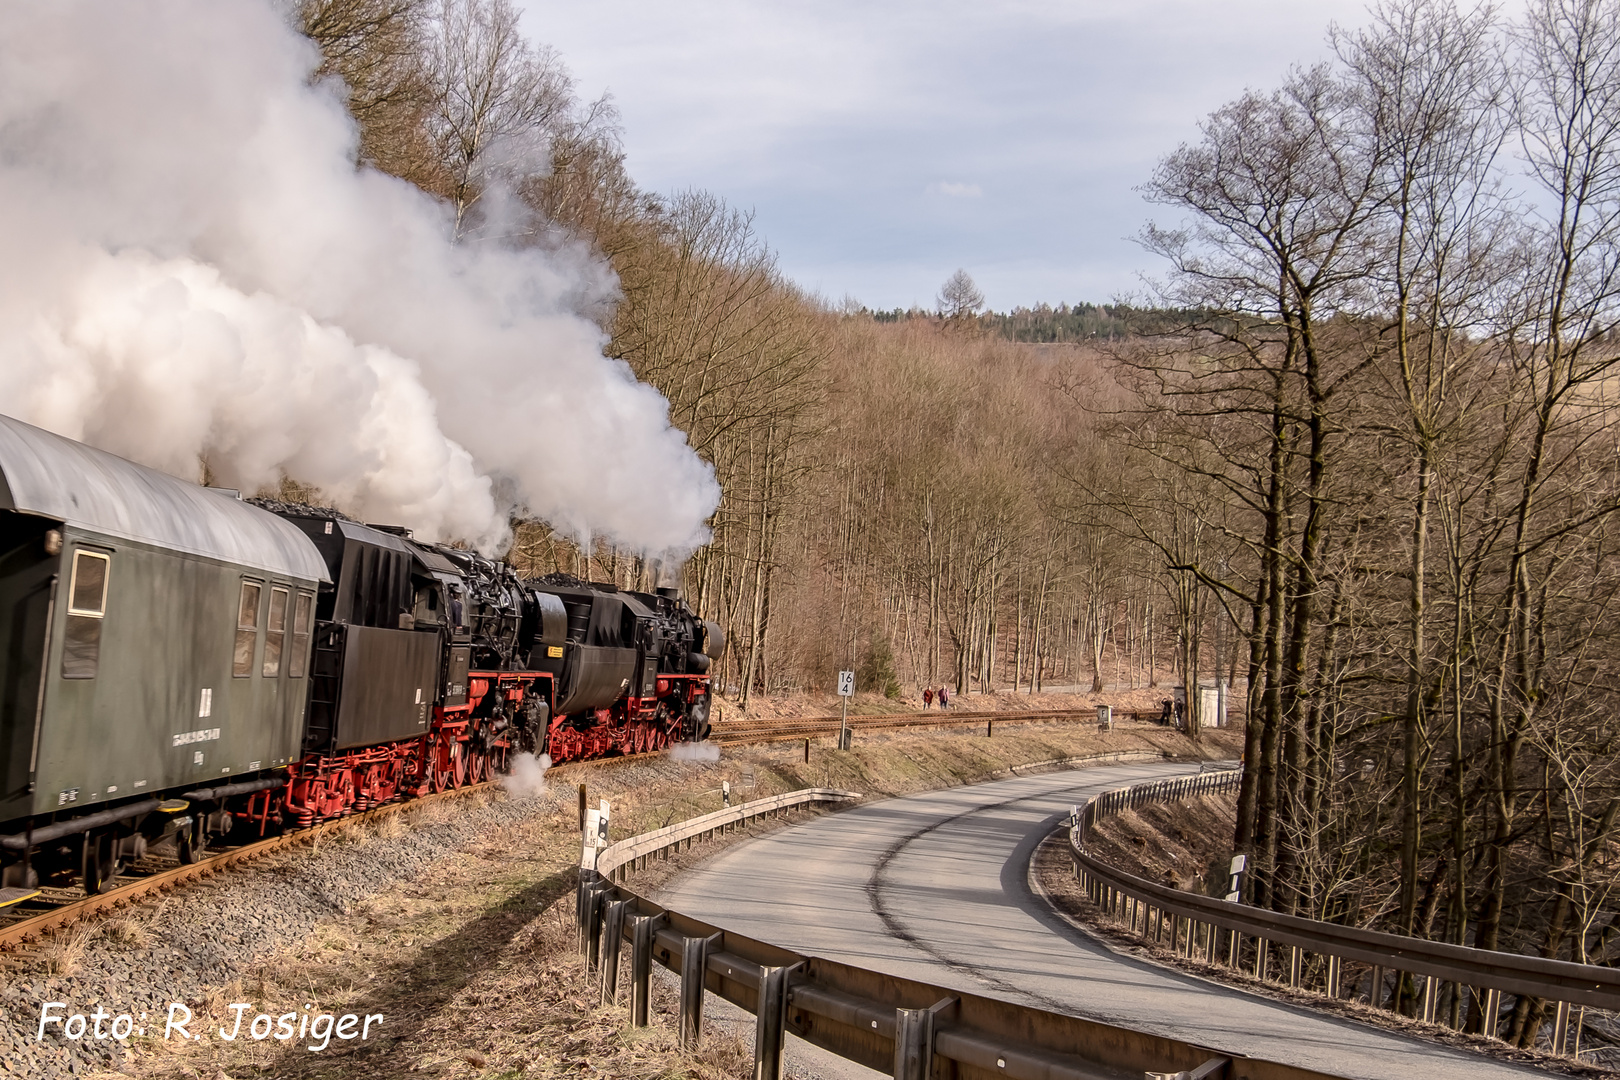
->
[[923, 687, 934, 708]]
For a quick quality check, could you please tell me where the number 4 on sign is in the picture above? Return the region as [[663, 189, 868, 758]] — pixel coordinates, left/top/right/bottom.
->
[[837, 670, 855, 698]]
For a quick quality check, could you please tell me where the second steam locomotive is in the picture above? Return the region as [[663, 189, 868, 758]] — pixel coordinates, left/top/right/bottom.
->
[[0, 414, 723, 895]]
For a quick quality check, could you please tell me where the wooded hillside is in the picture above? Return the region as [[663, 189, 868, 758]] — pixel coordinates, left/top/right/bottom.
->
[[294, 0, 1620, 1042]]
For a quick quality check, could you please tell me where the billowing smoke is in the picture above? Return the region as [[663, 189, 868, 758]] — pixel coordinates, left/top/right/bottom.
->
[[668, 741, 721, 763], [500, 751, 551, 799], [0, 0, 719, 553]]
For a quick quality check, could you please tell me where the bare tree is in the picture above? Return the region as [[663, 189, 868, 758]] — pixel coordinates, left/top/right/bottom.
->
[[296, 0, 437, 181], [937, 269, 985, 320], [422, 0, 576, 235]]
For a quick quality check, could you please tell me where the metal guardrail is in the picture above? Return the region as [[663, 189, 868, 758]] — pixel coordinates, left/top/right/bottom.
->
[[578, 786, 1350, 1080], [595, 787, 864, 880], [1071, 771, 1620, 1056]]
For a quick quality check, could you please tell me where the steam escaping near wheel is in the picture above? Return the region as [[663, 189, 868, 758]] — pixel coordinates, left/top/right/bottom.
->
[[668, 742, 720, 763], [500, 752, 552, 799]]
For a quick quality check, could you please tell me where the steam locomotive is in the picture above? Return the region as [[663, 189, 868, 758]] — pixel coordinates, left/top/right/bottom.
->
[[0, 414, 723, 896]]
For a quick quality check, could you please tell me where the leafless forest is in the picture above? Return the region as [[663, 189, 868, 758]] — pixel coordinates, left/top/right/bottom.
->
[[297, 0, 1620, 1041]]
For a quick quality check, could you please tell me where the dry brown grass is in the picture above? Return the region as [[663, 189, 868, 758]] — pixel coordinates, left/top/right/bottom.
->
[[117, 719, 1233, 1080], [332, 818, 370, 845], [373, 811, 406, 841], [100, 914, 151, 949], [40, 925, 95, 977]]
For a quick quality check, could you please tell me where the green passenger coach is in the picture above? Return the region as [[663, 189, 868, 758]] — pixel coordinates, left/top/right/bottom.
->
[[0, 415, 328, 893]]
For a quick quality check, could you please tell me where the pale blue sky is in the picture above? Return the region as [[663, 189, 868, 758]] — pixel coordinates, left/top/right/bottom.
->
[[516, 1, 1391, 311]]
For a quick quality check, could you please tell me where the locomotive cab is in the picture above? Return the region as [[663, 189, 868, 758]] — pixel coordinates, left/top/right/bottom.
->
[[273, 516, 439, 756]]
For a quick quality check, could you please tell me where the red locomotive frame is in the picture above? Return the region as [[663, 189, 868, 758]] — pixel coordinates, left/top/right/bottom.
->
[[269, 669, 711, 828]]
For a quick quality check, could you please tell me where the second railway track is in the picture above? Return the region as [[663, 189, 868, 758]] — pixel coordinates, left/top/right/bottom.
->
[[709, 705, 1161, 743]]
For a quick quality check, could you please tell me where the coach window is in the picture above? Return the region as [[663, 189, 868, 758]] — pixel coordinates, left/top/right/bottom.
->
[[263, 586, 289, 678], [61, 550, 110, 679], [289, 591, 313, 679], [233, 581, 262, 678]]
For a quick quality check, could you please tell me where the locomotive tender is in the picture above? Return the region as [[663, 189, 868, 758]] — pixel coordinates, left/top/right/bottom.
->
[[0, 414, 722, 897]]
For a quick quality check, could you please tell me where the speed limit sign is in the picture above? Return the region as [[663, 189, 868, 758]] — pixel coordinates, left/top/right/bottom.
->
[[837, 670, 855, 697]]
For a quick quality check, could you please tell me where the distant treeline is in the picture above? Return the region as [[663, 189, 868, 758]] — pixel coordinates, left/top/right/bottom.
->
[[864, 303, 1210, 342]]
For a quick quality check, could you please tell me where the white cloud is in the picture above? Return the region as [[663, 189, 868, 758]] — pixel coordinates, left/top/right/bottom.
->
[[519, 0, 1527, 309]]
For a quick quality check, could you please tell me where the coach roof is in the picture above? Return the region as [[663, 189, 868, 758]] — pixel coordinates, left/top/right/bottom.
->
[[0, 413, 329, 583]]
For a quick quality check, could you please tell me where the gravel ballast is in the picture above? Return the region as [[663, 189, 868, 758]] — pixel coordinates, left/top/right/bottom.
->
[[3, 787, 567, 1078]]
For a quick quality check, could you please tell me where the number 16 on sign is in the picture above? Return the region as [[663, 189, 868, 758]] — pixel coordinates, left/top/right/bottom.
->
[[837, 670, 854, 750]]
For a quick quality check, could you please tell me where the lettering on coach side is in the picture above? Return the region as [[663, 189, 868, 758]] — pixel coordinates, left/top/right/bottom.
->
[[172, 728, 221, 747]]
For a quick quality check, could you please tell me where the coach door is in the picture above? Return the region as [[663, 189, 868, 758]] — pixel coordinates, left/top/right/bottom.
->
[[0, 518, 58, 818]]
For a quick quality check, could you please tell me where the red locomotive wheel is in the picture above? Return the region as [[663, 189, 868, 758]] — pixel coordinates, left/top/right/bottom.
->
[[430, 738, 456, 799], [431, 737, 463, 793]]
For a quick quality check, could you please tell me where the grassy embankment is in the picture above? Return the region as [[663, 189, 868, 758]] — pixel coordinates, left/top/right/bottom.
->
[[124, 718, 1236, 1080]]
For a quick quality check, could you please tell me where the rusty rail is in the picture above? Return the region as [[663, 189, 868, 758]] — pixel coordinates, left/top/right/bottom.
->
[[0, 747, 665, 954], [1071, 770, 1617, 1057]]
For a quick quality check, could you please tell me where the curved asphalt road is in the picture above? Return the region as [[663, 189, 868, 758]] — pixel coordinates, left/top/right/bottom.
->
[[657, 761, 1550, 1080]]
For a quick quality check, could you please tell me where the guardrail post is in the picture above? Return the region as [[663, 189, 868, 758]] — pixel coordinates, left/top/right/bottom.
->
[[1254, 938, 1269, 981], [893, 996, 957, 1080], [679, 932, 721, 1047], [630, 913, 666, 1027], [1369, 965, 1384, 1008], [600, 898, 630, 1005], [1480, 987, 1501, 1039], [893, 1008, 931, 1080], [1419, 975, 1437, 1023], [1325, 954, 1341, 998], [1153, 1055, 1231, 1080], [1548, 1000, 1571, 1056], [575, 870, 600, 944], [579, 880, 607, 963], [753, 963, 800, 1080], [1287, 946, 1301, 988]]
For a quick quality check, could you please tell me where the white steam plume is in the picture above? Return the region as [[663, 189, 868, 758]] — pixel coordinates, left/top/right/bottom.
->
[[668, 741, 721, 763], [0, 0, 719, 553], [500, 752, 551, 799]]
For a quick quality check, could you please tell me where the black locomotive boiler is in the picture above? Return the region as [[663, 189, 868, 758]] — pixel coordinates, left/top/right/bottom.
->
[[0, 414, 723, 896], [260, 506, 724, 825]]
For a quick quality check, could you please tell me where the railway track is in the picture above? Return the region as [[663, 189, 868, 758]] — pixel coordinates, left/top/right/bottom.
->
[[0, 705, 1123, 957], [710, 705, 1163, 744], [0, 749, 663, 958]]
